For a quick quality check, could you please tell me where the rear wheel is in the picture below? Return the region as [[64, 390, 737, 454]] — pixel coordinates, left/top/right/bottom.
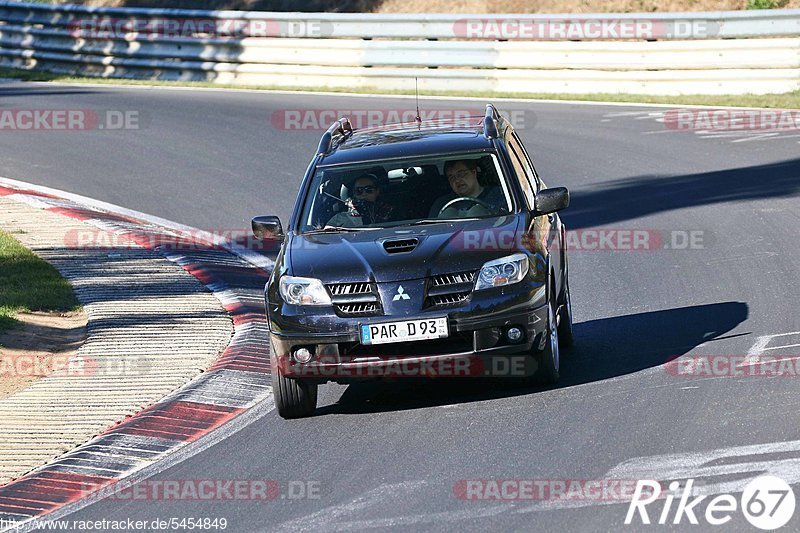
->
[[271, 341, 318, 419]]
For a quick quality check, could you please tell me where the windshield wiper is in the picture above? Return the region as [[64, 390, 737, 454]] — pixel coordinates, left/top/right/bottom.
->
[[402, 218, 481, 226], [304, 226, 375, 234], [404, 219, 449, 226]]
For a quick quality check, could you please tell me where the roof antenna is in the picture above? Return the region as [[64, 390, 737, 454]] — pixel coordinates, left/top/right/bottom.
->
[[414, 77, 422, 129]]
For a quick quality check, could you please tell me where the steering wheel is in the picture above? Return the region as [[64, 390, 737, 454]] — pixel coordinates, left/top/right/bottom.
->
[[437, 196, 496, 217]]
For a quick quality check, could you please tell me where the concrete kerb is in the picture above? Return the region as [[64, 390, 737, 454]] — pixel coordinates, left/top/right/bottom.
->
[[0, 179, 273, 530]]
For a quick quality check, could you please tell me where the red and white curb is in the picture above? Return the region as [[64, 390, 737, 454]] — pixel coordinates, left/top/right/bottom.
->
[[0, 178, 274, 530]]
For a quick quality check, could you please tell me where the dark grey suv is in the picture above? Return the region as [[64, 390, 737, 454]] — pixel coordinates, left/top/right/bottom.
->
[[252, 104, 573, 418]]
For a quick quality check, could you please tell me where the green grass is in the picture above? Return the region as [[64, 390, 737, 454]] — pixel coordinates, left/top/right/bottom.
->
[[746, 0, 790, 8], [0, 230, 81, 334], [1, 66, 798, 109]]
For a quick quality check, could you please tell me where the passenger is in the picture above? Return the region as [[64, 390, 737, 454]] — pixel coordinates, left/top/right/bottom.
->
[[429, 159, 505, 218], [327, 173, 395, 227]]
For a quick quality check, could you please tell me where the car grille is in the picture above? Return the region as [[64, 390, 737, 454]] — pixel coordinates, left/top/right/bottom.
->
[[326, 282, 382, 316], [431, 272, 475, 286], [336, 302, 381, 315], [328, 282, 372, 297], [425, 270, 477, 308]]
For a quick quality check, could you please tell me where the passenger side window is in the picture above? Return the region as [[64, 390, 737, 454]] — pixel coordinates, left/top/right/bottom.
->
[[506, 136, 535, 209]]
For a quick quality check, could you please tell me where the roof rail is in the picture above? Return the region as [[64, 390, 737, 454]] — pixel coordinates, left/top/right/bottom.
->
[[483, 104, 501, 139], [317, 117, 354, 155]]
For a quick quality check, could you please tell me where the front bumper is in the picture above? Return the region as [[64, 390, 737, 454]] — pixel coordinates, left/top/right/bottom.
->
[[268, 281, 548, 383]]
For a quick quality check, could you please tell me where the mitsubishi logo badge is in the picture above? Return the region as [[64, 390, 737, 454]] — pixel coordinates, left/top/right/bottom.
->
[[392, 285, 411, 301]]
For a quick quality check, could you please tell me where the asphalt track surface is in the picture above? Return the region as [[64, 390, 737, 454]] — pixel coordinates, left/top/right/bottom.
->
[[2, 81, 800, 531]]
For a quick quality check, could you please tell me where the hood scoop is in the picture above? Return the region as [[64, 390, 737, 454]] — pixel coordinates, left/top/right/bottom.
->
[[382, 238, 419, 254]]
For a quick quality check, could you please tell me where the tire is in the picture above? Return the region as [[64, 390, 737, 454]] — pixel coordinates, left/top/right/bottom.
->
[[557, 271, 575, 349], [271, 340, 318, 419], [535, 286, 561, 385]]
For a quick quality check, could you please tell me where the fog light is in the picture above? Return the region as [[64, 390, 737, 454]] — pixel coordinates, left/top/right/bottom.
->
[[293, 347, 313, 364], [506, 327, 524, 343]]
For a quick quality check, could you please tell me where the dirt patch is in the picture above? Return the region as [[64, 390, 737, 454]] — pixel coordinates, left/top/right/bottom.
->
[[0, 311, 88, 399]]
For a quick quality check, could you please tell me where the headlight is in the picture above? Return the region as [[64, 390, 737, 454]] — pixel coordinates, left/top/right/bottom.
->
[[475, 253, 529, 290], [279, 276, 332, 306]]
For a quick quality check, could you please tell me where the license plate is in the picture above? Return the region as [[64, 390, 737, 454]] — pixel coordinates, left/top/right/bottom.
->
[[360, 317, 449, 345]]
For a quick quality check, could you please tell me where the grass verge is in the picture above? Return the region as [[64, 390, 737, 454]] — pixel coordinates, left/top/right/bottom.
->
[[1, 66, 798, 109], [0, 230, 81, 334]]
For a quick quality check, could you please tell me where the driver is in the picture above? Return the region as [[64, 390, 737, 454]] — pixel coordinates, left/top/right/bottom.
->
[[326, 173, 395, 227], [429, 159, 505, 218]]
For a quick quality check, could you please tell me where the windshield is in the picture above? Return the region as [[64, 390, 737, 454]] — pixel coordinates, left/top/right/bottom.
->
[[298, 153, 513, 233]]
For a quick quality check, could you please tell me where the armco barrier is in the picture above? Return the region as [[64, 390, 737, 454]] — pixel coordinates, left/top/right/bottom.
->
[[0, 1, 798, 95]]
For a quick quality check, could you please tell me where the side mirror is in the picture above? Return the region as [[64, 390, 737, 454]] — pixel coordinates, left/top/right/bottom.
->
[[252, 216, 284, 241], [534, 187, 569, 216]]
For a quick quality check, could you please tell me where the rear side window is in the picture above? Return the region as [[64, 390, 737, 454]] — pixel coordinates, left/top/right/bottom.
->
[[506, 137, 535, 209], [512, 133, 542, 192]]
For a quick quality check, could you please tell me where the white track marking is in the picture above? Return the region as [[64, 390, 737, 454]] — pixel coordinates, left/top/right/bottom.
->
[[738, 356, 800, 369], [749, 336, 773, 355], [641, 129, 677, 135], [277, 481, 512, 532], [739, 335, 773, 366], [755, 332, 800, 339], [602, 110, 800, 144], [740, 332, 800, 367], [277, 439, 800, 529], [763, 343, 800, 351], [730, 132, 784, 143]]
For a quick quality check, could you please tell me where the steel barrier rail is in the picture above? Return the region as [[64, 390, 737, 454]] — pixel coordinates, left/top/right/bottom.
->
[[1, 46, 797, 95], [0, 1, 798, 95], [0, 1, 798, 40]]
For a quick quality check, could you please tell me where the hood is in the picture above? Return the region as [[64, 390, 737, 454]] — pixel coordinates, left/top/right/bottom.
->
[[288, 215, 523, 283]]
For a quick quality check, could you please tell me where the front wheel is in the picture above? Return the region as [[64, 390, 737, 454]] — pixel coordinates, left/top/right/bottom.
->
[[535, 290, 560, 385], [271, 340, 318, 419]]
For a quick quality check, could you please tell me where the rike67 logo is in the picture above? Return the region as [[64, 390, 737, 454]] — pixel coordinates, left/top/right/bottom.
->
[[625, 476, 795, 530]]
